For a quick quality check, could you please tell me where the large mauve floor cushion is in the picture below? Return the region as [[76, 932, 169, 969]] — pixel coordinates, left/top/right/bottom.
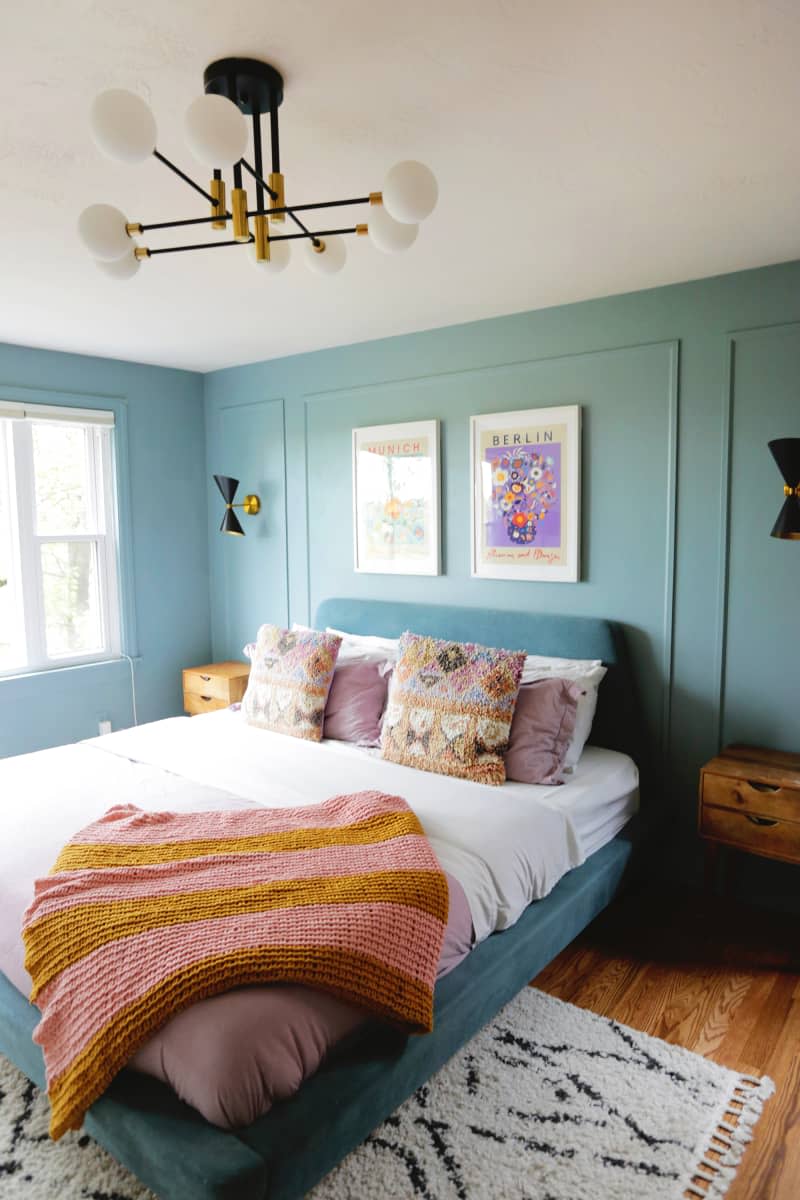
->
[[130, 872, 473, 1129]]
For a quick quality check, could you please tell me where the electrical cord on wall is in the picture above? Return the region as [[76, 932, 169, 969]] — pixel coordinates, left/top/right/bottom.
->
[[121, 653, 139, 726]]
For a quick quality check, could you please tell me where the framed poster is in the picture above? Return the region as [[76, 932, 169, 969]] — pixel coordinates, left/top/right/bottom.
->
[[352, 419, 440, 575], [470, 405, 581, 582]]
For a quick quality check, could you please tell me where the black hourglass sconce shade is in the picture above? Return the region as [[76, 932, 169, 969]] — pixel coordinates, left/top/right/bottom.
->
[[213, 474, 261, 537], [768, 439, 800, 540]]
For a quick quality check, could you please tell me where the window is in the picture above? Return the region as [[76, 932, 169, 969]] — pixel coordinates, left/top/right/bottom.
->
[[0, 402, 120, 675]]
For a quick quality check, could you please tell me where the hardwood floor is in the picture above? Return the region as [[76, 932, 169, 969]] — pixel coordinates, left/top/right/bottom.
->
[[532, 888, 800, 1199]]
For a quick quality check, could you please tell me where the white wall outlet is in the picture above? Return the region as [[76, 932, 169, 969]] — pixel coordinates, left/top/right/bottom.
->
[[98, 720, 112, 736]]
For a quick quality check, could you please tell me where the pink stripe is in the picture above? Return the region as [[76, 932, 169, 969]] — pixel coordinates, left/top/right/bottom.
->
[[27, 835, 439, 921], [35, 903, 443, 1081], [73, 791, 411, 845]]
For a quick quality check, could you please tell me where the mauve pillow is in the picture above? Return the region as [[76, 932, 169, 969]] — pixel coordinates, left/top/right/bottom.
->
[[504, 677, 583, 786], [323, 660, 390, 747], [129, 872, 473, 1129]]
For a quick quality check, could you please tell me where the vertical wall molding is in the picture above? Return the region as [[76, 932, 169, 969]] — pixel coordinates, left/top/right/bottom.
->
[[715, 337, 736, 750], [715, 319, 800, 751], [660, 339, 680, 773], [214, 395, 289, 651]]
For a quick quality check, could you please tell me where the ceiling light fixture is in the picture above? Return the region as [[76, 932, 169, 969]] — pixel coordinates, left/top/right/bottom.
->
[[79, 58, 438, 280]]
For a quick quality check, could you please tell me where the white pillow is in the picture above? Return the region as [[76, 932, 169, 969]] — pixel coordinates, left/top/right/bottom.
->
[[325, 627, 400, 663], [520, 653, 602, 684], [520, 656, 607, 768]]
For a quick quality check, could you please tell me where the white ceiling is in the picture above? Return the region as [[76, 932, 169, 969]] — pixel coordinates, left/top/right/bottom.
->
[[2, 0, 800, 373]]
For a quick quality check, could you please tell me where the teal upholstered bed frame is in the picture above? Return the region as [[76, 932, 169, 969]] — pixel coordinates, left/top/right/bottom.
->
[[0, 600, 645, 1200]]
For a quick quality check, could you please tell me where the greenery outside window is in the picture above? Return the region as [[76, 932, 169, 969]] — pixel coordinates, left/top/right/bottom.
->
[[0, 402, 121, 675]]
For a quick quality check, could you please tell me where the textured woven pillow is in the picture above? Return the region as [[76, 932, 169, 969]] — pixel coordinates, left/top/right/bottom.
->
[[242, 624, 342, 741], [381, 632, 525, 786]]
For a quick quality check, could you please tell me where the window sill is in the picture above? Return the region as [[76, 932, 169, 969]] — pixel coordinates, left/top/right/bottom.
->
[[0, 656, 142, 684]]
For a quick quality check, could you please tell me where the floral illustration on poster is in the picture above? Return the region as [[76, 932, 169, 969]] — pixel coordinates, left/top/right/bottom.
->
[[352, 420, 440, 575], [471, 406, 581, 582]]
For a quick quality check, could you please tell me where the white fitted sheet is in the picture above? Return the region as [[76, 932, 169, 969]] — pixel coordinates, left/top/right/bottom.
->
[[0, 712, 638, 994]]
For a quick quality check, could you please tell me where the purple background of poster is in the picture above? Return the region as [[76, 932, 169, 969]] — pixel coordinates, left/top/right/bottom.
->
[[485, 443, 562, 548]]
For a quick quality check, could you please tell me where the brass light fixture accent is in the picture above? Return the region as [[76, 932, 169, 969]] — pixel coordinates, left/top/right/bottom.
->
[[253, 213, 270, 261], [769, 438, 800, 540], [209, 172, 227, 230], [213, 474, 261, 537], [79, 59, 438, 278], [231, 184, 250, 243], [268, 171, 285, 223]]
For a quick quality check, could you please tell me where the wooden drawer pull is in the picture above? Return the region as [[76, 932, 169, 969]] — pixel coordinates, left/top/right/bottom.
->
[[745, 814, 779, 827], [746, 780, 781, 793], [200, 695, 212, 702]]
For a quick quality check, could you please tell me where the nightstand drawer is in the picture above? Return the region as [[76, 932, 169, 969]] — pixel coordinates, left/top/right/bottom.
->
[[184, 692, 230, 716], [183, 666, 249, 704], [700, 803, 800, 863], [701, 772, 800, 823], [183, 669, 234, 702]]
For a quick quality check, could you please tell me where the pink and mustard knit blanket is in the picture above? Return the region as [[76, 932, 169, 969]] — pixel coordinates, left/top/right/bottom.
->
[[22, 790, 448, 1139]]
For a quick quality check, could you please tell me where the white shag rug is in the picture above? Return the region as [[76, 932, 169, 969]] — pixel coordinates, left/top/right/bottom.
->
[[0, 987, 773, 1200]]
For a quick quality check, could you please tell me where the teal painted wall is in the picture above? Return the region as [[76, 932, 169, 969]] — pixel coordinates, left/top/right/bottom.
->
[[204, 260, 800, 897], [0, 342, 211, 757]]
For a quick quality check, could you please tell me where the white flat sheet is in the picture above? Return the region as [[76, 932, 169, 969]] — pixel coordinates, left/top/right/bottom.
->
[[0, 712, 638, 995], [0, 742, 253, 995], [88, 710, 637, 939]]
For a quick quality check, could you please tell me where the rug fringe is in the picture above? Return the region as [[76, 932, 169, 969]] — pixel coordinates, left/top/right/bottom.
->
[[681, 1072, 775, 1199]]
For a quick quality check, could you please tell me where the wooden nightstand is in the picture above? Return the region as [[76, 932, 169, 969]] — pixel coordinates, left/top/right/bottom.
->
[[699, 744, 800, 888], [183, 661, 250, 716]]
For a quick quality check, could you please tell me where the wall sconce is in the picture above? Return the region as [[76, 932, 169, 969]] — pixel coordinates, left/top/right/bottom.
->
[[768, 439, 800, 540], [213, 474, 261, 536]]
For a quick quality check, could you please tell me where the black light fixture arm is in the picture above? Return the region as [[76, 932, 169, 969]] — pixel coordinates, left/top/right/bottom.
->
[[143, 235, 254, 256], [139, 227, 361, 257], [270, 99, 280, 174], [252, 114, 265, 213], [136, 196, 373, 234], [152, 149, 217, 206], [239, 157, 278, 202], [238, 158, 321, 247]]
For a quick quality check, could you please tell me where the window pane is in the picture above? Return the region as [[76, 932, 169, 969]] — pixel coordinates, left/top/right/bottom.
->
[[32, 422, 93, 534], [40, 541, 103, 657], [0, 426, 25, 670]]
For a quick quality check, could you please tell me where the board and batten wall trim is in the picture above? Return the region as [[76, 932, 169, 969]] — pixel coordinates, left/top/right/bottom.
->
[[298, 338, 679, 781], [716, 320, 800, 752], [203, 260, 800, 901], [207, 395, 289, 660]]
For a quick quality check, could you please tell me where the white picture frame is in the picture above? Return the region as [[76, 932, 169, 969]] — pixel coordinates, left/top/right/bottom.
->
[[352, 419, 441, 576], [470, 405, 581, 582]]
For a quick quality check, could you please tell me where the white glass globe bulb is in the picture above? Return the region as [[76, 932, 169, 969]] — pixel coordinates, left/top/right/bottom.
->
[[368, 202, 418, 253], [382, 161, 438, 224], [77, 204, 132, 261], [96, 251, 141, 281], [251, 238, 291, 274], [90, 90, 156, 164], [304, 235, 346, 275], [184, 94, 248, 167]]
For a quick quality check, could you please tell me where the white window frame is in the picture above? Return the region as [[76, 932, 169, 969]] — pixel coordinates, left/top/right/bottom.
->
[[0, 402, 122, 676]]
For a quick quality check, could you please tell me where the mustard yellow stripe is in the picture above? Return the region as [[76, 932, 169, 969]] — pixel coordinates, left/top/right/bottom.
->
[[51, 808, 422, 873], [25, 869, 448, 999], [46, 944, 434, 1139]]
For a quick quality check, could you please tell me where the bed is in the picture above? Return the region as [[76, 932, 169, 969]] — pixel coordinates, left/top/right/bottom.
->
[[0, 598, 646, 1200]]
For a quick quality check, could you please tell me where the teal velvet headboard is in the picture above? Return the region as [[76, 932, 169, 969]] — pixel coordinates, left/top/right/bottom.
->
[[314, 598, 647, 774]]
